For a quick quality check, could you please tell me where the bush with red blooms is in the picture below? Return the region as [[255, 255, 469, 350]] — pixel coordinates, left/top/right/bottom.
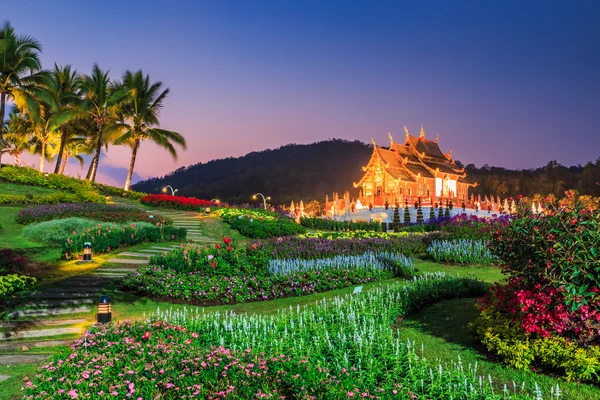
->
[[439, 213, 512, 240], [141, 194, 216, 210]]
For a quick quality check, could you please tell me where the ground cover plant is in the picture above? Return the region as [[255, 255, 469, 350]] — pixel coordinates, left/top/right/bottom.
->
[[219, 207, 306, 238], [426, 239, 495, 264], [299, 216, 382, 231], [61, 222, 186, 260], [300, 230, 432, 240], [15, 202, 171, 225], [474, 195, 600, 382], [26, 275, 562, 399], [141, 193, 214, 210], [23, 218, 101, 245], [124, 238, 407, 304], [91, 182, 146, 200], [0, 274, 36, 301]]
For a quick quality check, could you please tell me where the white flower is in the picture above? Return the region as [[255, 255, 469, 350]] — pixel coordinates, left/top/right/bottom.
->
[[207, 255, 214, 261]]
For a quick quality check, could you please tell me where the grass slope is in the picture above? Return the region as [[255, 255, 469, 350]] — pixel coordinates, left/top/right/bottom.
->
[[0, 182, 57, 196]]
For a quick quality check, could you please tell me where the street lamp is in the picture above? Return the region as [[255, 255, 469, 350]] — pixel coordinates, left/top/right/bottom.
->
[[211, 198, 221, 204], [162, 185, 178, 196], [252, 193, 271, 209]]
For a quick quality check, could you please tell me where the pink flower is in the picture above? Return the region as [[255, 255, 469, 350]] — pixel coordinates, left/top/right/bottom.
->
[[348, 392, 355, 397], [142, 331, 151, 340], [67, 389, 78, 398]]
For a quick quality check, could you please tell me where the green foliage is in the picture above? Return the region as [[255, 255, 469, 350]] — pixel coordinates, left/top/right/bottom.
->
[[299, 217, 382, 231], [91, 182, 147, 200], [416, 205, 423, 223], [0, 274, 36, 300], [473, 306, 600, 383], [23, 217, 99, 245], [218, 208, 306, 239], [0, 165, 104, 204], [392, 206, 401, 229], [403, 206, 410, 224], [489, 199, 600, 309], [299, 230, 426, 239], [427, 239, 495, 264], [61, 221, 186, 259]]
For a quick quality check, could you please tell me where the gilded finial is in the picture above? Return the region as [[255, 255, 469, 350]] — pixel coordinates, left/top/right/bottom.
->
[[420, 124, 425, 138], [371, 137, 377, 147], [435, 134, 439, 142], [404, 126, 409, 139], [388, 132, 394, 147]]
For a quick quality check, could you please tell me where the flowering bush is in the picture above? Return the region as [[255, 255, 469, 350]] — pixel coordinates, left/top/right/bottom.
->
[[61, 222, 186, 260], [0, 274, 36, 300], [440, 213, 511, 240], [0, 249, 27, 274], [91, 181, 146, 200], [299, 230, 425, 239], [219, 207, 306, 239], [299, 217, 382, 231], [23, 218, 100, 245], [16, 203, 171, 225], [426, 239, 495, 264], [141, 194, 215, 210]]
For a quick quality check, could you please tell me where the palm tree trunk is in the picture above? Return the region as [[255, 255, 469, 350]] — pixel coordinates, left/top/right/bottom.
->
[[54, 130, 68, 174], [124, 139, 139, 191], [14, 152, 20, 166], [0, 92, 6, 170], [86, 124, 103, 181], [39, 139, 46, 173], [59, 147, 69, 174]]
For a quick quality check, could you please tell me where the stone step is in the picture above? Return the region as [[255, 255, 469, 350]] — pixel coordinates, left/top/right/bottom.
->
[[0, 354, 51, 365], [18, 299, 94, 308], [118, 252, 153, 258], [7, 307, 91, 319], [0, 339, 73, 350], [30, 292, 98, 300], [0, 327, 82, 341], [0, 319, 86, 329], [41, 287, 104, 293], [106, 258, 149, 265], [0, 375, 10, 381], [138, 249, 165, 253], [151, 246, 176, 251], [94, 268, 137, 273]]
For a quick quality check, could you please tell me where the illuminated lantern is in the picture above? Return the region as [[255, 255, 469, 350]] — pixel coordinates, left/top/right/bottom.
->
[[83, 242, 92, 261], [205, 207, 211, 214], [97, 295, 112, 324]]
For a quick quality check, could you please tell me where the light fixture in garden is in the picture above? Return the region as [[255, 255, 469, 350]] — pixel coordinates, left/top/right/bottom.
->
[[211, 198, 221, 204], [162, 185, 178, 196], [83, 242, 92, 262], [97, 295, 111, 324], [253, 193, 271, 209]]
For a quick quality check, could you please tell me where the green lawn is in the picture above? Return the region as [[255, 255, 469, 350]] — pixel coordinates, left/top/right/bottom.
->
[[0, 182, 57, 196]]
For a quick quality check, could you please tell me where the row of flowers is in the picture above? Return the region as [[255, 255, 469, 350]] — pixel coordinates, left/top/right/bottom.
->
[[426, 239, 495, 264], [218, 208, 306, 239], [140, 194, 216, 210]]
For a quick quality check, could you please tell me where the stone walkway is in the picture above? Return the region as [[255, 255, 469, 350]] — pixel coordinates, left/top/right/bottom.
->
[[0, 207, 222, 384]]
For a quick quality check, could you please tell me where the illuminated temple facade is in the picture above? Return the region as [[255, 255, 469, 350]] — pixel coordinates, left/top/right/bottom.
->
[[354, 126, 476, 207]]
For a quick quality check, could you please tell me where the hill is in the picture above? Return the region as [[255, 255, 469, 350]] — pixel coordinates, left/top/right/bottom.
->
[[132, 139, 600, 204]]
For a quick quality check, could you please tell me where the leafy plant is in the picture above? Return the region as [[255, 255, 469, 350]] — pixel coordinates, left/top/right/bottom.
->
[[299, 217, 382, 232], [0, 274, 36, 300], [426, 239, 495, 264], [23, 217, 100, 245]]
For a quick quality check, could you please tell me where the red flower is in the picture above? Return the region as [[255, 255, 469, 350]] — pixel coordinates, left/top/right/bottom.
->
[[210, 261, 217, 268], [215, 244, 221, 249], [142, 331, 151, 340], [223, 237, 232, 245], [227, 246, 233, 251]]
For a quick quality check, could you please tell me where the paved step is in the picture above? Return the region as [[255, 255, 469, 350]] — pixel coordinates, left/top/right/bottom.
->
[[0, 327, 82, 341], [30, 292, 98, 300], [0, 354, 51, 365], [0, 319, 86, 329], [106, 258, 149, 265], [118, 252, 153, 258], [7, 307, 91, 319], [94, 268, 137, 273], [151, 246, 176, 251], [0, 339, 73, 350], [19, 299, 94, 308], [138, 249, 165, 253], [0, 375, 10, 381], [41, 287, 104, 293]]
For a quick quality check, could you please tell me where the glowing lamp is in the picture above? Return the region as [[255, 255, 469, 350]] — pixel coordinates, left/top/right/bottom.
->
[[97, 295, 112, 324], [83, 242, 92, 262], [205, 207, 211, 214], [44, 172, 49, 177]]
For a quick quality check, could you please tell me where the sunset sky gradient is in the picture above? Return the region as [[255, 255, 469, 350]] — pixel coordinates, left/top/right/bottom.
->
[[4, 0, 600, 187]]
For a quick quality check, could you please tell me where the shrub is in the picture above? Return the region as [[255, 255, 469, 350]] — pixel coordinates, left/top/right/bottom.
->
[[61, 222, 186, 259], [23, 218, 100, 245], [426, 239, 495, 264], [0, 165, 104, 204], [440, 213, 511, 240], [219, 208, 306, 239], [299, 217, 382, 231], [0, 274, 36, 300], [141, 194, 214, 210], [16, 203, 171, 225], [91, 182, 146, 200], [299, 230, 423, 239]]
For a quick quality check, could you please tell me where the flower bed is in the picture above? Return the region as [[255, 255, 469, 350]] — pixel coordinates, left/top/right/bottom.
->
[[219, 207, 306, 239], [299, 217, 382, 231], [61, 222, 186, 260], [16, 203, 171, 225], [24, 218, 101, 245], [0, 274, 36, 300], [299, 230, 427, 239], [25, 275, 548, 399], [426, 239, 495, 264], [440, 213, 511, 239], [141, 194, 214, 210]]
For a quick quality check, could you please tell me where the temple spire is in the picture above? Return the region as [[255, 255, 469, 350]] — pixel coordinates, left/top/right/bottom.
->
[[404, 126, 410, 140], [388, 132, 394, 147], [420, 124, 425, 139], [371, 137, 377, 147], [435, 134, 439, 142]]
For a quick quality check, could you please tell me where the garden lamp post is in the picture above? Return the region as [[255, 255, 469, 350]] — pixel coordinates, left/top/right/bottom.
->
[[83, 242, 93, 262], [211, 199, 221, 204], [253, 193, 270, 209], [97, 295, 111, 324], [162, 185, 178, 196]]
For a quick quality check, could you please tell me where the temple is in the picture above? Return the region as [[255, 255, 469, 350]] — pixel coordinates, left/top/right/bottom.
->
[[353, 126, 476, 207]]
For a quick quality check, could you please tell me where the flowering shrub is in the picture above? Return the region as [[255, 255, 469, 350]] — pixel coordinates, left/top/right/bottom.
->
[[16, 203, 171, 225], [23, 218, 100, 245], [0, 274, 36, 300], [61, 222, 186, 259], [141, 194, 215, 210], [299, 230, 425, 239], [219, 207, 306, 238], [440, 213, 511, 240], [426, 239, 495, 264], [91, 181, 146, 200], [26, 276, 550, 399], [299, 217, 382, 231], [0, 249, 27, 274]]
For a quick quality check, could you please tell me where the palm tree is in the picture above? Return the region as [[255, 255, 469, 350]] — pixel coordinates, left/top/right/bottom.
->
[[0, 22, 45, 169], [59, 136, 93, 174], [78, 64, 125, 182], [114, 70, 186, 191], [3, 109, 32, 165]]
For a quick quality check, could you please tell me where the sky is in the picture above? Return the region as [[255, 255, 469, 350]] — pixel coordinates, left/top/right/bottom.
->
[[4, 0, 600, 187]]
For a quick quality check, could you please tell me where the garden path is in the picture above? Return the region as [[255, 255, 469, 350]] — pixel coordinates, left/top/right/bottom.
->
[[0, 208, 219, 382]]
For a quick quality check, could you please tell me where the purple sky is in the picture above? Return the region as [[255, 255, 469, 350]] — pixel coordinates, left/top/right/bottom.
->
[[5, 0, 600, 187]]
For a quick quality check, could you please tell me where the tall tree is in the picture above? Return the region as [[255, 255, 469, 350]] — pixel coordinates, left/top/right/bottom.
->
[[0, 22, 44, 169], [2, 109, 32, 165], [79, 64, 125, 182], [114, 70, 186, 191]]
